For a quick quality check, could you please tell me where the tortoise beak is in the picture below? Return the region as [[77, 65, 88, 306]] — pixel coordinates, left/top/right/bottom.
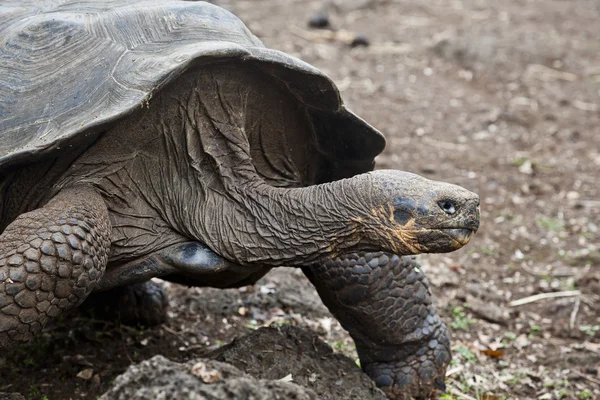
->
[[442, 228, 474, 246]]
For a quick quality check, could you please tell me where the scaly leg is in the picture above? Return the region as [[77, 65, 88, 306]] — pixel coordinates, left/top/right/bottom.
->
[[304, 253, 451, 400], [0, 186, 111, 346]]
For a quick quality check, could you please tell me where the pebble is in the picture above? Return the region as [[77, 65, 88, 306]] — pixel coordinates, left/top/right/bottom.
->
[[308, 12, 330, 29], [350, 33, 370, 47]]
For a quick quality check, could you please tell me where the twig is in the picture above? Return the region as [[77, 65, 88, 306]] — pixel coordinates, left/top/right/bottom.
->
[[162, 325, 188, 345], [580, 295, 597, 311], [572, 369, 600, 386], [569, 297, 580, 330], [519, 263, 573, 278], [576, 200, 600, 208], [422, 137, 468, 152], [447, 385, 479, 400], [508, 290, 581, 307], [446, 365, 464, 377], [572, 99, 598, 112], [180, 344, 206, 351], [118, 322, 134, 364], [289, 25, 355, 44], [526, 64, 578, 82], [584, 341, 600, 354]]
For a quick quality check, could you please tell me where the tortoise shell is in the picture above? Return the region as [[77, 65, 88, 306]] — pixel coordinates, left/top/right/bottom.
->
[[0, 0, 385, 183]]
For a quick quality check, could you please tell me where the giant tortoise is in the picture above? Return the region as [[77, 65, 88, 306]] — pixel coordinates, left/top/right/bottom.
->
[[0, 1, 480, 398]]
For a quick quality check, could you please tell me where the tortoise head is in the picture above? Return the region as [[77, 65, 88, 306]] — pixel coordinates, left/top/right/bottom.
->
[[360, 170, 480, 254]]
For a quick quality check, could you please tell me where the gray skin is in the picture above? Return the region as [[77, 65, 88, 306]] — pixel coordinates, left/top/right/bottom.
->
[[0, 2, 479, 399], [0, 64, 479, 399]]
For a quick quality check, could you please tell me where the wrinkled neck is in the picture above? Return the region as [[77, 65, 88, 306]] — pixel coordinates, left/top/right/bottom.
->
[[194, 174, 376, 267]]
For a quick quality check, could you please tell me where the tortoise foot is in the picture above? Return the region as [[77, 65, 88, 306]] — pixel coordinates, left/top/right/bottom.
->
[[304, 254, 451, 400], [85, 281, 168, 327], [363, 324, 451, 400]]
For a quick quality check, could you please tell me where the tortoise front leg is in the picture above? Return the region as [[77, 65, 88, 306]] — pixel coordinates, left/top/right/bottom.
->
[[0, 186, 111, 346], [303, 253, 451, 400]]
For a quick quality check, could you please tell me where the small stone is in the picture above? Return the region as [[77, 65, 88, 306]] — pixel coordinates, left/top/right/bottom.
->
[[308, 12, 330, 29], [350, 34, 370, 47], [466, 295, 508, 325], [77, 368, 94, 380], [190, 361, 222, 383]]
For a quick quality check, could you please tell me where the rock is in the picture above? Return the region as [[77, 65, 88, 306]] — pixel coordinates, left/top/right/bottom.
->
[[308, 12, 330, 29], [466, 295, 509, 325], [100, 355, 318, 400], [210, 326, 386, 400], [350, 33, 370, 47], [103, 326, 386, 400]]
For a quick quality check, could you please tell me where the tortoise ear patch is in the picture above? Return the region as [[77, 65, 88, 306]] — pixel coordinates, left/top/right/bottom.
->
[[392, 198, 416, 225], [393, 210, 412, 225]]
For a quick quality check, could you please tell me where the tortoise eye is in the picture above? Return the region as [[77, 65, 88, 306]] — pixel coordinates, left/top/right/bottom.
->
[[438, 200, 456, 215]]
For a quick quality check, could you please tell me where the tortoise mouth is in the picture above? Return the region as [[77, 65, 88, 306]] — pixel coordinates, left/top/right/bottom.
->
[[441, 228, 474, 245]]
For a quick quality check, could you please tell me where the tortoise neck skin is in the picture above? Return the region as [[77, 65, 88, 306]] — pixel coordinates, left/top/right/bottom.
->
[[230, 175, 379, 265], [188, 170, 479, 267]]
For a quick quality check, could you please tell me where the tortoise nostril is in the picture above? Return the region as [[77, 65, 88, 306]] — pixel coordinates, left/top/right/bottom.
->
[[438, 200, 456, 215]]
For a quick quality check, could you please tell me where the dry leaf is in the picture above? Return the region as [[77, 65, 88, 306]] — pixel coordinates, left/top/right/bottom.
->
[[191, 362, 222, 383], [76, 368, 94, 380], [480, 349, 504, 359], [481, 395, 500, 400]]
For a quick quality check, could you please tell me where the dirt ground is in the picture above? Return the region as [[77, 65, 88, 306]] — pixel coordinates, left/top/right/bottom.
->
[[1, 0, 599, 399]]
